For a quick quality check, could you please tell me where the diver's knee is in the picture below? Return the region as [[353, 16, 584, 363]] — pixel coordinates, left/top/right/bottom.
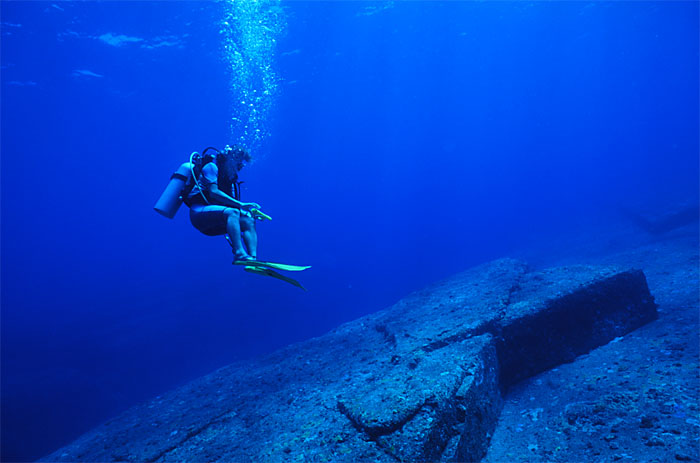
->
[[240, 215, 255, 229], [224, 208, 241, 219]]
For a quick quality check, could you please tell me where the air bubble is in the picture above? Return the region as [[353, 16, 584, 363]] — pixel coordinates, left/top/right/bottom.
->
[[222, 0, 285, 151]]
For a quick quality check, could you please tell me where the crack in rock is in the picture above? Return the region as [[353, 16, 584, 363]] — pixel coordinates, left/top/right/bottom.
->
[[43, 260, 657, 463], [147, 408, 235, 462]]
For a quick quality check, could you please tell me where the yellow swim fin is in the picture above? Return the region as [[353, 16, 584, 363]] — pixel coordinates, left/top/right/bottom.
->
[[234, 260, 311, 272], [244, 265, 307, 291]]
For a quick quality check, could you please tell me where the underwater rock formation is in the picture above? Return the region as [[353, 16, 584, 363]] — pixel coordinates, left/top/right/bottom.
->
[[43, 258, 657, 462]]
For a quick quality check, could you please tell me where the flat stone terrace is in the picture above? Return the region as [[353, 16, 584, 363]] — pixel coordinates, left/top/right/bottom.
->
[[43, 258, 657, 462]]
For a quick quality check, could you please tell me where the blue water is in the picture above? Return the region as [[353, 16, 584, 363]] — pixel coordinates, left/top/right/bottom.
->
[[1, 1, 697, 460]]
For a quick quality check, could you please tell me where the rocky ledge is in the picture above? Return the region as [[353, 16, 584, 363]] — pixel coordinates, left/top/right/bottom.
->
[[43, 258, 657, 462]]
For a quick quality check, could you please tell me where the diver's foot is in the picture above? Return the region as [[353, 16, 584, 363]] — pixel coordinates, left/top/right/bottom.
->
[[233, 255, 257, 264]]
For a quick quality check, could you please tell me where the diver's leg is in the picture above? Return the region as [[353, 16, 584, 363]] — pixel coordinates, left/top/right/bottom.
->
[[240, 215, 258, 259], [225, 208, 249, 260], [190, 205, 230, 236]]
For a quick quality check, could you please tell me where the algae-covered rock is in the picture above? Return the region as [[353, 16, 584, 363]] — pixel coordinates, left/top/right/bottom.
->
[[338, 334, 500, 462], [43, 258, 656, 462], [497, 266, 658, 387]]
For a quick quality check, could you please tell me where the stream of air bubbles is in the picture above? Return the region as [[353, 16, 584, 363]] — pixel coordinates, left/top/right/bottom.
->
[[221, 0, 286, 152]]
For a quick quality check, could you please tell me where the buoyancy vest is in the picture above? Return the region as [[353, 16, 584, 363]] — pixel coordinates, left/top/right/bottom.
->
[[184, 154, 243, 206]]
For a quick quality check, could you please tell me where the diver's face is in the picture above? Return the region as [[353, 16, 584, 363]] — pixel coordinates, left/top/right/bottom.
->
[[224, 157, 245, 176]]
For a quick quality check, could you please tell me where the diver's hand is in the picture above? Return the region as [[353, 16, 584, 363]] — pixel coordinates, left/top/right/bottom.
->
[[241, 202, 261, 211]]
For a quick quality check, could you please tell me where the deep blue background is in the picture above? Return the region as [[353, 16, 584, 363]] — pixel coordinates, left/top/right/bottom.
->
[[2, 1, 697, 461]]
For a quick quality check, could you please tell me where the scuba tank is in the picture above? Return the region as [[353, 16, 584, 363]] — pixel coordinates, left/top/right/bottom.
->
[[154, 161, 193, 219], [154, 149, 218, 219]]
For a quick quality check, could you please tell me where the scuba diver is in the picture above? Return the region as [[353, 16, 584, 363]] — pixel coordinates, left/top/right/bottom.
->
[[155, 145, 309, 289], [185, 145, 261, 263], [154, 144, 263, 262]]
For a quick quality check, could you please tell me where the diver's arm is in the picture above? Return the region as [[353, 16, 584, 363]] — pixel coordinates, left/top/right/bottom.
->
[[206, 183, 249, 209], [200, 163, 261, 210], [199, 163, 260, 210]]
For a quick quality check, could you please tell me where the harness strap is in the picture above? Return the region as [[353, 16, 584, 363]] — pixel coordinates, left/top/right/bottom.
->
[[233, 180, 244, 201]]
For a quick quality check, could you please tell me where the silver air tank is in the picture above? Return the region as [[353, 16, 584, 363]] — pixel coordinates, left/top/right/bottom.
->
[[154, 162, 193, 218]]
